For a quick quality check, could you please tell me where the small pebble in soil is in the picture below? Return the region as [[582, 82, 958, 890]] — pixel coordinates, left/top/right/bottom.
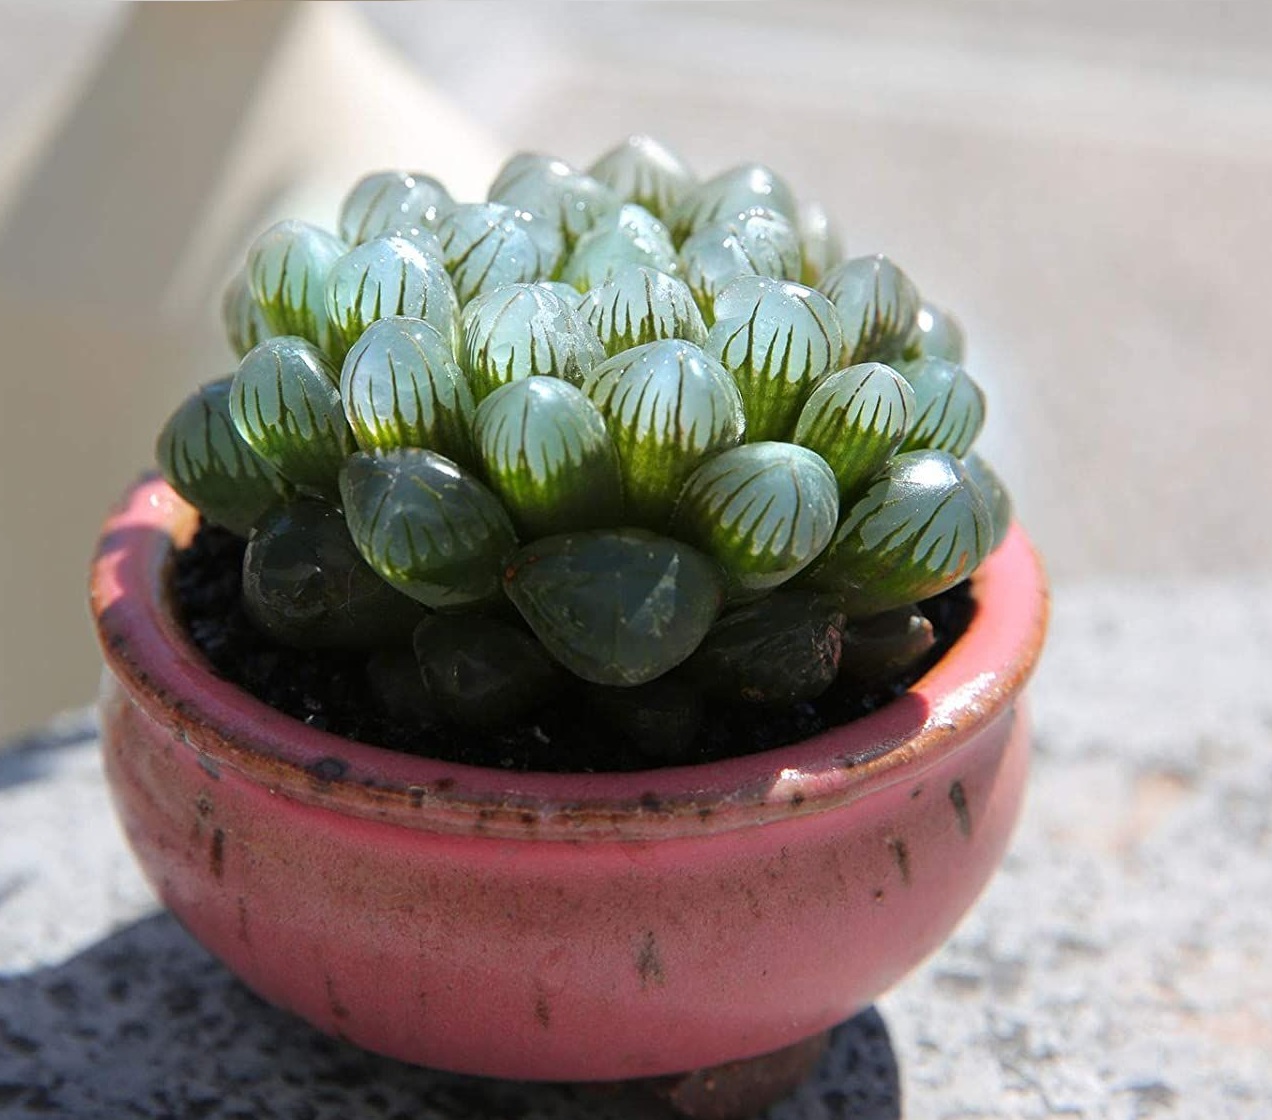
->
[[173, 522, 974, 773]]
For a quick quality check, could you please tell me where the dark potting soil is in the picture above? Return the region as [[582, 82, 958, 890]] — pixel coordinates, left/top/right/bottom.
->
[[173, 522, 975, 773]]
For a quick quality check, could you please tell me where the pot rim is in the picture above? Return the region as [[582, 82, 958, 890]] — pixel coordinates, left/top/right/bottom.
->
[[91, 475, 1048, 841]]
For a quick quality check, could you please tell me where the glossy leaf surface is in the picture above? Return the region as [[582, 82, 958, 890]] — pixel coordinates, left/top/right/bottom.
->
[[247, 221, 347, 357], [460, 283, 600, 403], [473, 377, 623, 538], [325, 236, 461, 353], [436, 204, 563, 304], [915, 301, 966, 364], [578, 264, 706, 356], [671, 441, 839, 593], [838, 606, 935, 687], [560, 204, 678, 292], [687, 591, 846, 705], [794, 362, 915, 499], [340, 449, 516, 610], [679, 209, 801, 316], [379, 223, 445, 263], [669, 163, 798, 244], [339, 171, 452, 245], [504, 529, 724, 686], [963, 451, 1012, 551], [585, 339, 745, 526], [340, 317, 474, 462], [797, 200, 842, 286], [156, 377, 288, 536], [587, 134, 696, 220], [821, 254, 921, 365], [536, 280, 585, 308], [222, 269, 272, 359], [242, 499, 424, 649], [807, 450, 992, 618], [706, 276, 843, 440], [230, 337, 354, 501], [413, 615, 561, 730], [897, 356, 986, 456], [488, 154, 618, 246]]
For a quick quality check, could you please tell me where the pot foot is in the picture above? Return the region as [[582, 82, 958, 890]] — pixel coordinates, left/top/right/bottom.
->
[[630, 1030, 831, 1119]]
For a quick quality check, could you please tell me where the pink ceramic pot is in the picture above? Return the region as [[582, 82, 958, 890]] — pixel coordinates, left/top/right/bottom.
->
[[91, 476, 1047, 1083]]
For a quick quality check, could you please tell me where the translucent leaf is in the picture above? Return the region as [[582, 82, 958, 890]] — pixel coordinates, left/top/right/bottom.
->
[[413, 615, 562, 730], [473, 377, 623, 539], [536, 280, 585, 309], [962, 451, 1012, 552], [339, 448, 517, 610], [797, 200, 842, 287], [340, 317, 474, 462], [247, 220, 347, 358], [488, 153, 552, 198], [706, 275, 844, 441], [679, 208, 801, 317], [915, 301, 966, 364], [378, 223, 445, 265], [560, 204, 678, 292], [587, 134, 697, 220], [339, 171, 452, 245], [436, 203, 563, 304], [155, 377, 288, 536], [687, 591, 846, 704], [461, 282, 601, 402], [585, 339, 745, 526], [487, 154, 618, 247], [669, 163, 798, 244], [581, 673, 703, 761], [578, 264, 707, 356], [821, 254, 921, 366], [897, 356, 985, 457], [242, 499, 424, 649], [806, 450, 992, 618], [222, 269, 273, 360], [230, 337, 354, 501], [671, 441, 839, 593], [325, 236, 461, 354], [503, 529, 725, 686], [794, 362, 915, 499], [838, 607, 935, 686]]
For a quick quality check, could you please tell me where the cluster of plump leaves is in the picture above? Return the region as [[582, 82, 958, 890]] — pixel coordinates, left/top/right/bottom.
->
[[160, 136, 1012, 757]]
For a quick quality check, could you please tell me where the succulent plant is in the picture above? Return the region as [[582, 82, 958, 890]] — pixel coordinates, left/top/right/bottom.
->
[[587, 134, 696, 221], [560, 203, 678, 291], [339, 171, 452, 245], [679, 208, 802, 315], [157, 136, 1015, 760]]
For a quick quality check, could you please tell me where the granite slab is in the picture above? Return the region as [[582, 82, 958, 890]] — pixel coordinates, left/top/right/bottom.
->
[[2, 581, 1270, 1118]]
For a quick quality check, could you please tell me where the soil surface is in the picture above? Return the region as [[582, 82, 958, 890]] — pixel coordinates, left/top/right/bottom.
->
[[173, 523, 974, 772]]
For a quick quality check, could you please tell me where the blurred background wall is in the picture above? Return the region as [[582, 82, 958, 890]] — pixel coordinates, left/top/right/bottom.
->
[[0, 0, 1269, 740]]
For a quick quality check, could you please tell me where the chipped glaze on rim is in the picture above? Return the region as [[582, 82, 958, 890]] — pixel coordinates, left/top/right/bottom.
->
[[91, 476, 1048, 841]]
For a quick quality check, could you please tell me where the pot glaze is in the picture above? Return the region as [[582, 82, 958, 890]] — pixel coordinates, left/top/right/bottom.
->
[[91, 476, 1047, 1082]]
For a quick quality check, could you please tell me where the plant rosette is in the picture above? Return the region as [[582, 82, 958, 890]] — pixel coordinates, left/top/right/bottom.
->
[[92, 136, 1048, 1099]]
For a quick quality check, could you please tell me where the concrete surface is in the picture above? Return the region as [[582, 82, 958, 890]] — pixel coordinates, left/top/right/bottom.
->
[[3, 580, 1270, 1118]]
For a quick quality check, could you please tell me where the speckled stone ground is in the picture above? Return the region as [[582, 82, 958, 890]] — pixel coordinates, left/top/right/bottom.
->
[[2, 582, 1270, 1119]]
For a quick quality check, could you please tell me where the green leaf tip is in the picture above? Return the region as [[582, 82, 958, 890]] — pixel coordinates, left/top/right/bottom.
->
[[340, 447, 517, 610], [806, 449, 992, 618], [671, 441, 840, 594], [504, 528, 725, 686], [585, 338, 745, 527]]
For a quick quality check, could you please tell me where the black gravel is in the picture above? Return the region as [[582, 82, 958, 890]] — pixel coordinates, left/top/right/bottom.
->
[[172, 523, 974, 773]]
